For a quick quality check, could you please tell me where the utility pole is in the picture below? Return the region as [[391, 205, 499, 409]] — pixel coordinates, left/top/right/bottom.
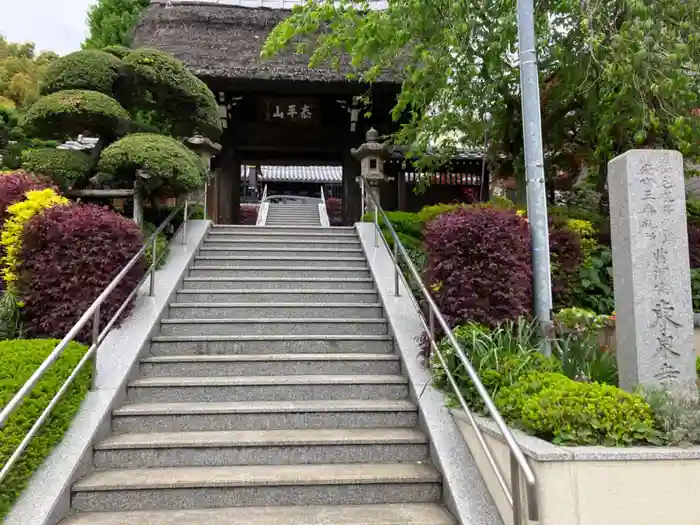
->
[[516, 0, 553, 354]]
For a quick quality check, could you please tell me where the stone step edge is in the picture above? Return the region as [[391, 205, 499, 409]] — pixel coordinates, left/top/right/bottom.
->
[[160, 318, 388, 324], [72, 463, 441, 492], [129, 374, 409, 387], [189, 266, 370, 271], [198, 247, 363, 253], [194, 256, 367, 262], [202, 239, 361, 244], [57, 503, 454, 525], [142, 353, 399, 363], [113, 399, 418, 417], [181, 277, 374, 282], [176, 289, 378, 294], [150, 334, 392, 342], [168, 302, 382, 308], [95, 428, 427, 450]]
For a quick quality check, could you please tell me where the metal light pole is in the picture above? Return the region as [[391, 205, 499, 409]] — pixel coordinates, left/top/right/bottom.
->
[[517, 0, 553, 354]]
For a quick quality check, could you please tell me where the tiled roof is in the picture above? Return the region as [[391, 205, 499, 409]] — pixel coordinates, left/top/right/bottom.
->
[[253, 165, 342, 183]]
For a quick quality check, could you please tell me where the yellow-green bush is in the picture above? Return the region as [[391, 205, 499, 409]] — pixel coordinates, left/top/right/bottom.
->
[[0, 339, 91, 520], [566, 218, 597, 259], [417, 203, 465, 226], [0, 188, 68, 288], [495, 371, 655, 446]]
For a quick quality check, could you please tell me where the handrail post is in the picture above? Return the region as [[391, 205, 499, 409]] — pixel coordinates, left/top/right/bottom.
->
[[393, 241, 400, 296], [148, 235, 157, 297], [181, 200, 188, 246], [373, 200, 379, 247], [91, 305, 100, 391], [511, 452, 524, 525]]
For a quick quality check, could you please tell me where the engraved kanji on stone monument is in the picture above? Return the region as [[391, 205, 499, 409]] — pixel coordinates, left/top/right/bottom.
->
[[608, 150, 695, 391]]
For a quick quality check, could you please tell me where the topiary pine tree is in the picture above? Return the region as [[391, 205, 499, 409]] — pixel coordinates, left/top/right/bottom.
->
[[19, 47, 221, 195]]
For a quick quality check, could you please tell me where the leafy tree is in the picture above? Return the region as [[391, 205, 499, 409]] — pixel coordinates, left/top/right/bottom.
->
[[19, 48, 221, 194], [83, 0, 150, 49], [0, 35, 57, 108], [263, 0, 700, 201]]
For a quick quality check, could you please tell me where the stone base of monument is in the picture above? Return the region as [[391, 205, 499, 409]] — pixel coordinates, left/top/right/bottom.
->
[[452, 409, 700, 525]]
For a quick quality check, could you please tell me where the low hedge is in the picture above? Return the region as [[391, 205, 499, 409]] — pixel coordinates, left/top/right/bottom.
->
[[495, 371, 655, 446], [21, 148, 92, 191], [0, 339, 91, 520]]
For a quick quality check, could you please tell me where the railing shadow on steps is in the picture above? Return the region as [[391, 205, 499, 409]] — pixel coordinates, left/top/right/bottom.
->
[[359, 175, 540, 525], [0, 200, 196, 486], [255, 184, 268, 226]]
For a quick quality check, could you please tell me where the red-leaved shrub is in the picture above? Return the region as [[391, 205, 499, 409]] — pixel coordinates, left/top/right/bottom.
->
[[0, 170, 56, 224], [18, 203, 145, 342], [549, 223, 583, 309], [325, 197, 343, 225], [239, 204, 258, 225], [423, 206, 532, 328], [689, 226, 700, 269]]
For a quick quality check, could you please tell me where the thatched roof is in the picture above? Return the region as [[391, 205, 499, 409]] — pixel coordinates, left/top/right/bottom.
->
[[132, 0, 398, 84]]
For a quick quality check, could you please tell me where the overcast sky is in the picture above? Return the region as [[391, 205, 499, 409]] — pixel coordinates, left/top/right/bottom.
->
[[0, 0, 95, 55]]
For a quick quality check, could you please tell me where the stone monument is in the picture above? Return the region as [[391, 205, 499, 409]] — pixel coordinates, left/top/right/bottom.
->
[[608, 149, 695, 391]]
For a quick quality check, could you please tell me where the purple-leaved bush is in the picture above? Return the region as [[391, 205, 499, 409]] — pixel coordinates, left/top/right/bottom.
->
[[239, 204, 258, 225], [0, 170, 56, 224], [423, 206, 533, 328], [18, 203, 145, 342]]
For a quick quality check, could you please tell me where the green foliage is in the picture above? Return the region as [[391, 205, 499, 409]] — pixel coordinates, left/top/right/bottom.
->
[[263, 0, 700, 196], [21, 148, 92, 190], [41, 50, 122, 96], [0, 36, 58, 108], [495, 372, 655, 446], [687, 197, 700, 228], [571, 246, 615, 314], [101, 45, 131, 60], [417, 203, 465, 226], [0, 339, 91, 519], [83, 0, 150, 49], [0, 290, 24, 339], [566, 219, 597, 260], [645, 388, 700, 447], [143, 221, 169, 269], [97, 133, 207, 193], [691, 269, 700, 312], [22, 89, 130, 140], [123, 48, 221, 140], [486, 195, 516, 210], [432, 320, 561, 413], [361, 210, 424, 251]]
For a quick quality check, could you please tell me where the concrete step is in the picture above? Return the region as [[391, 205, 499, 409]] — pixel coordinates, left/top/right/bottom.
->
[[159, 318, 389, 336], [175, 289, 379, 304], [149, 335, 394, 355], [203, 239, 361, 250], [112, 399, 418, 433], [192, 256, 368, 268], [167, 303, 384, 320], [59, 503, 455, 525], [140, 353, 401, 377], [207, 230, 356, 239], [71, 463, 442, 512], [212, 226, 345, 233], [188, 267, 371, 279], [198, 247, 363, 258], [127, 374, 409, 403], [180, 277, 375, 290], [93, 428, 428, 468]]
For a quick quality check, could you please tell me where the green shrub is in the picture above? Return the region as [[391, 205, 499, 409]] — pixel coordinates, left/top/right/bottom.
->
[[97, 133, 207, 194], [571, 245, 615, 314], [0, 339, 92, 519], [687, 197, 700, 228], [432, 321, 561, 413], [22, 89, 130, 140], [691, 269, 700, 312], [101, 45, 131, 59], [417, 202, 465, 226], [144, 222, 169, 269], [21, 148, 92, 191], [495, 371, 655, 446], [486, 195, 516, 210], [646, 387, 700, 446], [697, 355, 700, 377], [41, 50, 122, 96]]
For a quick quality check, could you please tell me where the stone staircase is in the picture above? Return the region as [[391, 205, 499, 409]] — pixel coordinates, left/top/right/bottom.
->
[[60, 225, 454, 525], [265, 202, 322, 226]]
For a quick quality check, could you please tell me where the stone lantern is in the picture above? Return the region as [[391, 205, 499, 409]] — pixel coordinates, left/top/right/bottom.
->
[[351, 128, 392, 211], [185, 134, 222, 221]]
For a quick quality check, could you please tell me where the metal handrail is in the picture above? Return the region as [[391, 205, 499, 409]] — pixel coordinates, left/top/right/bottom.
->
[[0, 201, 194, 485], [256, 184, 269, 226], [319, 185, 330, 227], [359, 176, 539, 524]]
